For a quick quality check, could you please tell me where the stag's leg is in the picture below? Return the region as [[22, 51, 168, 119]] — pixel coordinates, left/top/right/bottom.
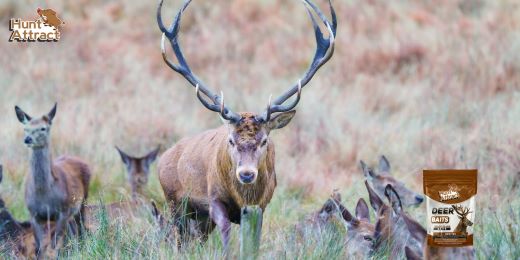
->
[[31, 217, 45, 258], [210, 199, 231, 252]]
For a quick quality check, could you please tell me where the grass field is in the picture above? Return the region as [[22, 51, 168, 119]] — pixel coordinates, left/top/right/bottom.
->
[[0, 0, 519, 258]]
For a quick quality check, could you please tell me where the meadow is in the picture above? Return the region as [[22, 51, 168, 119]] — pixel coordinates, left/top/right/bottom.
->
[[0, 0, 519, 258]]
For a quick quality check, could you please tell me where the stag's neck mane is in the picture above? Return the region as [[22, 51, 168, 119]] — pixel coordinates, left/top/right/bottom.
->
[[216, 139, 276, 208], [29, 145, 56, 193]]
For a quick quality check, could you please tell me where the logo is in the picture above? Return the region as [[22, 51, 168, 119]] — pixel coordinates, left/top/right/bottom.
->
[[9, 8, 64, 42], [438, 184, 460, 202]]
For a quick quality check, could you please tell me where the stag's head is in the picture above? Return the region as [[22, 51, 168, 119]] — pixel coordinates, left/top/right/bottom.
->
[[453, 205, 473, 227], [14, 103, 57, 149], [157, 0, 336, 185], [116, 146, 160, 197], [361, 156, 424, 207]]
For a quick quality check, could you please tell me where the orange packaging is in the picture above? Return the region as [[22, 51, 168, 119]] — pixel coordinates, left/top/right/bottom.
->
[[423, 170, 477, 247]]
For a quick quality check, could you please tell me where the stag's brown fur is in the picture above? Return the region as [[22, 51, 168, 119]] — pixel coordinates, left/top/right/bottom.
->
[[159, 113, 281, 248]]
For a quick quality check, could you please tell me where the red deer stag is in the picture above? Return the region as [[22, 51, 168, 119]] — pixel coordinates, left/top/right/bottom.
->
[[14, 103, 91, 254], [156, 0, 336, 250]]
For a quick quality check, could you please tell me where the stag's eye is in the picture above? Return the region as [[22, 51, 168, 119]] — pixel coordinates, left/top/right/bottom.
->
[[228, 139, 235, 146]]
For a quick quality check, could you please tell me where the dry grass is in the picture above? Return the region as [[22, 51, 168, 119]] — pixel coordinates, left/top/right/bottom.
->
[[0, 0, 519, 258]]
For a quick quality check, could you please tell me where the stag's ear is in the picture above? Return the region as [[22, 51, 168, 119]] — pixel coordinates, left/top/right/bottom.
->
[[46, 102, 57, 124], [267, 110, 296, 130], [355, 198, 370, 222], [365, 180, 384, 212], [15, 106, 32, 124], [384, 184, 402, 214], [405, 246, 422, 260], [402, 213, 427, 244], [144, 146, 161, 168], [116, 146, 132, 167], [379, 155, 391, 173], [360, 160, 377, 179]]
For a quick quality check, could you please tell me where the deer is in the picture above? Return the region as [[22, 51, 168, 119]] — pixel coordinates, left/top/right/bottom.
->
[[453, 205, 473, 235], [296, 190, 375, 258], [14, 103, 91, 255], [401, 207, 475, 260], [115, 146, 160, 199], [364, 180, 424, 259], [156, 0, 336, 250], [361, 155, 424, 207]]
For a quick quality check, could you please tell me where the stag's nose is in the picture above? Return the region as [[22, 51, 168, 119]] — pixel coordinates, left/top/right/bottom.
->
[[415, 195, 424, 204], [24, 136, 33, 145], [239, 171, 256, 184]]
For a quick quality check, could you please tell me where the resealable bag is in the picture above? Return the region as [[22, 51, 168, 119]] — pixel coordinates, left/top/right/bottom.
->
[[423, 169, 477, 247]]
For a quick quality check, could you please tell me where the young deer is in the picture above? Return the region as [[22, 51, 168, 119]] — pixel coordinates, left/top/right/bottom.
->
[[156, 0, 336, 250], [452, 205, 473, 235], [115, 146, 160, 199], [361, 156, 424, 207], [365, 181, 423, 258], [14, 103, 91, 252], [297, 191, 375, 258]]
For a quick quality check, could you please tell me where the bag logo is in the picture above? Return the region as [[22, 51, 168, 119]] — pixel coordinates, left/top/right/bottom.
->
[[438, 184, 460, 201]]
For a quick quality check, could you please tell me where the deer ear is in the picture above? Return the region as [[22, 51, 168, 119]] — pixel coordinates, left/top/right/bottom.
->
[[379, 155, 391, 173], [335, 201, 359, 227], [355, 198, 370, 222], [365, 180, 384, 212], [15, 106, 32, 124], [116, 146, 132, 166], [46, 103, 57, 124], [267, 110, 296, 130], [405, 246, 422, 260], [144, 146, 161, 168], [360, 160, 377, 179], [384, 184, 402, 213], [402, 213, 427, 244]]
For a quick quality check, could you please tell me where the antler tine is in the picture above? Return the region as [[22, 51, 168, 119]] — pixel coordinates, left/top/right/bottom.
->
[[259, 0, 336, 122], [158, 0, 241, 122]]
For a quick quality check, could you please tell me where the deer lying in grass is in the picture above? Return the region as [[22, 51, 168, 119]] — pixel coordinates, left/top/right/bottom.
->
[[15, 103, 91, 253], [402, 208, 475, 260], [361, 156, 424, 207], [156, 0, 336, 250], [365, 180, 424, 258], [0, 165, 33, 257], [298, 190, 375, 258], [0, 165, 57, 258], [115, 146, 160, 199]]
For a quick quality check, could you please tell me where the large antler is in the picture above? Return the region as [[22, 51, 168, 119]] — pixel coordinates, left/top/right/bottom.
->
[[453, 205, 472, 216], [157, 0, 241, 122], [257, 0, 337, 122]]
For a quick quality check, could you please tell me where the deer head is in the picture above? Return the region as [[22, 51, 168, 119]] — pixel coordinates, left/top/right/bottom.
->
[[116, 146, 160, 198], [14, 103, 57, 149], [157, 0, 336, 185], [361, 156, 424, 207], [452, 205, 473, 232]]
